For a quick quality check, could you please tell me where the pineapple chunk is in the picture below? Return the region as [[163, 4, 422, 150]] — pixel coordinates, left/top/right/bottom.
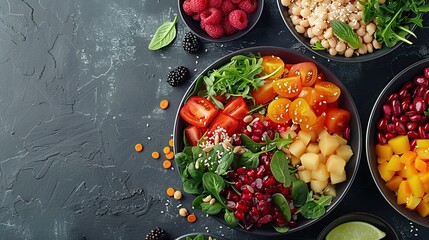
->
[[298, 130, 314, 146], [300, 153, 320, 171], [319, 153, 328, 164], [298, 169, 312, 183], [290, 155, 300, 166], [319, 135, 340, 156], [310, 179, 328, 193], [335, 144, 353, 162], [289, 139, 306, 158], [334, 134, 348, 145], [306, 142, 320, 154], [330, 171, 347, 184], [311, 163, 330, 181], [318, 129, 330, 141], [326, 155, 346, 175], [280, 128, 297, 139], [324, 184, 337, 197]]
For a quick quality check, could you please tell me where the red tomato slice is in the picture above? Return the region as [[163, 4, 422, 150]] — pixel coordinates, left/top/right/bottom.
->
[[301, 113, 326, 133], [315, 81, 341, 103], [261, 55, 285, 80], [251, 80, 277, 104], [208, 113, 239, 136], [267, 98, 292, 123], [180, 96, 218, 128], [325, 108, 351, 134], [222, 97, 248, 121], [316, 72, 326, 84], [288, 62, 318, 87], [185, 125, 205, 146], [272, 76, 302, 98], [289, 98, 317, 126]]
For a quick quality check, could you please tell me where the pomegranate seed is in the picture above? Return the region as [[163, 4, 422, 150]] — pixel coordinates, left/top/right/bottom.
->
[[234, 211, 245, 220], [242, 192, 252, 201], [227, 201, 236, 209], [343, 125, 351, 141], [247, 169, 256, 178], [251, 135, 261, 142], [257, 215, 273, 225], [289, 220, 298, 228]]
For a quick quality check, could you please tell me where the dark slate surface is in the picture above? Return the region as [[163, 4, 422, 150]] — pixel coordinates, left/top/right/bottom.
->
[[0, 0, 428, 239]]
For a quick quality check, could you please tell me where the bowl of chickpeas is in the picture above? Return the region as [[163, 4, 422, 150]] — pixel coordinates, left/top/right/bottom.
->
[[276, 0, 418, 62]]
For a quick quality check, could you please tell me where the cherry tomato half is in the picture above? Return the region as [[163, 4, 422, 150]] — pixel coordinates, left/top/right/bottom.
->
[[325, 108, 351, 134], [251, 80, 277, 104], [267, 98, 292, 123], [222, 97, 248, 121], [208, 113, 239, 136], [180, 96, 218, 128], [185, 125, 206, 146], [272, 76, 302, 98], [315, 81, 341, 103], [289, 98, 317, 126], [301, 112, 326, 133], [261, 55, 285, 80], [288, 62, 318, 87]]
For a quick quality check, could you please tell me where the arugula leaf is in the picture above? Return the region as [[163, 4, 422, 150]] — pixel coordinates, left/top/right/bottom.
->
[[311, 41, 326, 51], [330, 20, 361, 49]]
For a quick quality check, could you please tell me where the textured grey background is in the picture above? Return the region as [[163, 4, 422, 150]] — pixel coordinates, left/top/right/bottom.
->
[[0, 0, 428, 239]]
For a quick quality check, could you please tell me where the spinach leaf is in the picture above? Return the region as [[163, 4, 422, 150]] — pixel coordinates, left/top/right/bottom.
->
[[206, 145, 225, 172], [272, 193, 291, 221], [292, 180, 309, 207], [192, 146, 206, 161], [239, 151, 260, 169], [202, 172, 226, 207], [300, 195, 333, 219], [240, 134, 264, 153], [187, 162, 203, 181], [201, 202, 224, 215], [186, 237, 192, 240], [216, 151, 234, 175], [175, 152, 192, 180], [193, 235, 204, 240], [183, 179, 203, 194], [148, 16, 177, 50], [224, 209, 239, 227], [270, 151, 291, 187], [192, 194, 205, 210], [330, 20, 361, 49], [273, 225, 289, 233]]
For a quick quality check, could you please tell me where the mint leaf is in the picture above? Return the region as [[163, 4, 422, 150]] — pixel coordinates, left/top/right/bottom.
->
[[330, 20, 361, 49]]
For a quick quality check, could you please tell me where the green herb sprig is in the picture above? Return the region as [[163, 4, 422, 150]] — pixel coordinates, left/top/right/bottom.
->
[[148, 16, 177, 50], [330, 20, 361, 49]]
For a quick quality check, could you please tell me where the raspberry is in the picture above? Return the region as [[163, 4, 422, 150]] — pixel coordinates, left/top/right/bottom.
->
[[208, 0, 223, 8], [238, 0, 257, 14], [200, 20, 207, 30], [183, 0, 193, 16], [222, 17, 237, 36], [190, 0, 208, 13], [192, 13, 201, 21], [205, 24, 224, 38], [230, 0, 243, 4], [221, 0, 237, 16], [200, 7, 222, 25], [228, 9, 248, 30]]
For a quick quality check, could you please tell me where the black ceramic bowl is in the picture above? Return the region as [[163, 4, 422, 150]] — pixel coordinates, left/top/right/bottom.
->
[[178, 0, 263, 42], [173, 46, 362, 235], [175, 233, 227, 240], [276, 0, 418, 63], [317, 212, 399, 240], [367, 58, 429, 228]]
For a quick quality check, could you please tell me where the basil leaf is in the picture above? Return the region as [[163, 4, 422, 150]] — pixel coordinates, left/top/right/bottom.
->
[[224, 209, 239, 227], [201, 202, 224, 215], [183, 178, 203, 194], [202, 172, 226, 207], [272, 193, 291, 221], [330, 20, 361, 49], [292, 180, 309, 207], [272, 225, 289, 233], [148, 16, 177, 50], [270, 151, 291, 187], [240, 134, 264, 153]]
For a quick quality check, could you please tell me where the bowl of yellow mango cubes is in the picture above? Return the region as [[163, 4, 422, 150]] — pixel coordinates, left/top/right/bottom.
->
[[367, 58, 429, 228]]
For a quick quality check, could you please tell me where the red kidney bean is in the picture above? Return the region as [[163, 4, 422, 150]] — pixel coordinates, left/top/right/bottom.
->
[[413, 96, 426, 114], [420, 116, 428, 124], [385, 133, 396, 140], [414, 76, 428, 86], [404, 81, 415, 90], [386, 123, 396, 133], [419, 126, 427, 139], [387, 93, 399, 103], [401, 98, 410, 111], [377, 118, 388, 130], [398, 88, 408, 99], [425, 122, 429, 132], [392, 100, 401, 116], [377, 133, 387, 145], [407, 122, 418, 131], [425, 68, 429, 79], [399, 115, 409, 123], [407, 131, 419, 139], [343, 125, 351, 141], [391, 116, 400, 123], [409, 115, 422, 122], [405, 110, 417, 116], [414, 86, 426, 97], [395, 122, 407, 135], [424, 90, 429, 103], [383, 104, 392, 116], [411, 139, 417, 150]]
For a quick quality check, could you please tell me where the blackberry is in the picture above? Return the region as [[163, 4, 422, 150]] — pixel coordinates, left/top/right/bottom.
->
[[145, 227, 168, 240], [182, 32, 201, 54], [167, 66, 189, 86]]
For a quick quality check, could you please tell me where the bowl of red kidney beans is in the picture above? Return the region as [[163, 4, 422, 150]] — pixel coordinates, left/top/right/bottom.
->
[[366, 58, 429, 228]]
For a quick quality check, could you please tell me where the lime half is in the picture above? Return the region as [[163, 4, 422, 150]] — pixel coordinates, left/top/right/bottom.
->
[[325, 221, 386, 240]]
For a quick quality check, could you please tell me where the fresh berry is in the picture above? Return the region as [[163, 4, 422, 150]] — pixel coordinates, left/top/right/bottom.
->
[[183, 0, 193, 16], [182, 32, 201, 54], [231, 0, 244, 3], [192, 13, 201, 21], [229, 9, 248, 30], [221, 0, 237, 16], [200, 20, 207, 30], [238, 0, 257, 14], [190, 0, 208, 13], [208, 0, 223, 8], [145, 227, 168, 240], [200, 7, 222, 25], [167, 66, 189, 86], [205, 24, 224, 38], [222, 17, 237, 36]]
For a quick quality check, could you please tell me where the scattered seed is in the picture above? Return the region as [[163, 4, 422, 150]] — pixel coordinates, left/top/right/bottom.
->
[[243, 115, 253, 123], [202, 195, 212, 203], [209, 198, 216, 205]]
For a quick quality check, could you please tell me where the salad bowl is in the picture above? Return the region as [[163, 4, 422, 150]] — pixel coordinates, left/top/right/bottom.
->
[[173, 46, 362, 235]]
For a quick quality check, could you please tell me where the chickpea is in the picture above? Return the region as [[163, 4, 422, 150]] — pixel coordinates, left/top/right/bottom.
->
[[295, 25, 306, 34], [174, 190, 183, 200], [308, 16, 316, 26], [310, 37, 319, 45], [323, 27, 333, 39], [281, 0, 291, 6], [373, 39, 382, 49], [363, 33, 373, 44], [367, 43, 374, 53], [312, 27, 323, 36], [323, 0, 332, 4], [301, 8, 311, 18], [329, 48, 338, 56], [366, 23, 376, 35], [179, 208, 188, 217], [356, 2, 364, 10], [288, 8, 293, 15], [356, 26, 366, 37], [358, 43, 368, 55], [300, 19, 310, 28], [307, 28, 314, 38], [315, 19, 328, 30], [328, 38, 337, 48], [348, 20, 360, 30], [344, 48, 354, 58], [321, 39, 330, 49], [336, 42, 347, 52], [292, 6, 301, 16], [291, 15, 301, 25], [346, 3, 356, 12]]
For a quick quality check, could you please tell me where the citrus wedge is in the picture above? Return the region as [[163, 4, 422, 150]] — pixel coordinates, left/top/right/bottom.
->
[[326, 221, 386, 240]]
